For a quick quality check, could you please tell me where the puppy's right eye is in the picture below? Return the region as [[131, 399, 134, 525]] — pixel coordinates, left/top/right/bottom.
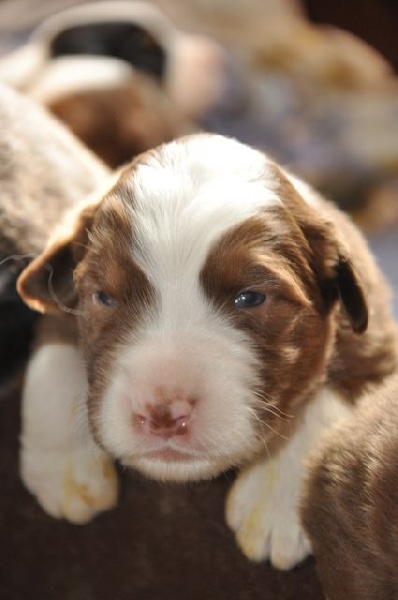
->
[[93, 291, 116, 308], [234, 291, 266, 309]]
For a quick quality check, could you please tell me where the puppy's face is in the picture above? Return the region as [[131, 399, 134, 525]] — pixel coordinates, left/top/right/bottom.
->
[[19, 135, 367, 481]]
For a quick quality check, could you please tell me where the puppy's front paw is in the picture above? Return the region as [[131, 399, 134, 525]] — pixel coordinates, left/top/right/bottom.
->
[[21, 447, 118, 524], [226, 459, 311, 570]]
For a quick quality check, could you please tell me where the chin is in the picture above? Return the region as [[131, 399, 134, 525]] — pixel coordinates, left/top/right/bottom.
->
[[126, 453, 230, 482]]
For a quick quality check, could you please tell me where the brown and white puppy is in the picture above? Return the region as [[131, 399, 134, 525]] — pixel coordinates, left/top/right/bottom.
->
[[0, 1, 218, 168], [17, 134, 398, 570], [0, 1, 228, 121], [302, 374, 398, 599], [0, 82, 109, 386]]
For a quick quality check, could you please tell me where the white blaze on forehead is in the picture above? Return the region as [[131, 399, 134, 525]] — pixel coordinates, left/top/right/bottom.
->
[[126, 135, 280, 294], [97, 136, 275, 472]]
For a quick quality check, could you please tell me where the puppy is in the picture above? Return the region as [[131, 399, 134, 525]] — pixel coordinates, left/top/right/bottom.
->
[[0, 2, 221, 169], [17, 134, 398, 569], [302, 374, 398, 599], [0, 82, 109, 386], [0, 1, 229, 121]]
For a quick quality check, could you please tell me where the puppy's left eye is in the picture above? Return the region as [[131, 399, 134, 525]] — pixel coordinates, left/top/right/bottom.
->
[[93, 291, 116, 308], [234, 291, 266, 309]]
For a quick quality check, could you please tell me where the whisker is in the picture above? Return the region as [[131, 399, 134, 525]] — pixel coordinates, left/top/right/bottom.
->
[[0, 252, 37, 268], [45, 262, 84, 317], [251, 427, 272, 461], [263, 421, 289, 441], [247, 405, 290, 443], [252, 389, 294, 422], [260, 403, 292, 422]]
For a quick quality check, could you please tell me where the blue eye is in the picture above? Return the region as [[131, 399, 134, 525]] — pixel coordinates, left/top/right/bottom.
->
[[234, 291, 266, 309], [93, 291, 116, 307]]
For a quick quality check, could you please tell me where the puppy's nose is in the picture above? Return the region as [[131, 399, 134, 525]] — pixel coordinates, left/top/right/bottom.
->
[[134, 397, 196, 439], [149, 404, 190, 437]]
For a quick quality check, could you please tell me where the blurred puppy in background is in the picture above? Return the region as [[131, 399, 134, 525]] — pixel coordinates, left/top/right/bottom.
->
[[0, 1, 231, 168], [0, 82, 109, 386]]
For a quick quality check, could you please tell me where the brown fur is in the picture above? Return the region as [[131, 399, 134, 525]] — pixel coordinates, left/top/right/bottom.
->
[[302, 374, 398, 599], [201, 210, 338, 443], [271, 166, 397, 399]]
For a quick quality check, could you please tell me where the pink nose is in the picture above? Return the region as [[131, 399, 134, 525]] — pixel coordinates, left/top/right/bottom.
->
[[134, 397, 196, 439]]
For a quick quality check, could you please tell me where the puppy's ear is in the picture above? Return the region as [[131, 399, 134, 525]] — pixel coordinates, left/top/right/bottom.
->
[[300, 217, 368, 334], [275, 168, 368, 334], [17, 204, 97, 315], [333, 255, 368, 333], [301, 209, 368, 335]]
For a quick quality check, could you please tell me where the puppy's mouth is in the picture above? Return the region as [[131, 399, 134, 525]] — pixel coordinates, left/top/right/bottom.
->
[[121, 444, 231, 481], [142, 447, 198, 462], [120, 440, 212, 464]]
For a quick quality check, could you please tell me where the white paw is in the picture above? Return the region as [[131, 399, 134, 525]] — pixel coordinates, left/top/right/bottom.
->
[[226, 389, 353, 569], [226, 459, 311, 570], [21, 446, 118, 524]]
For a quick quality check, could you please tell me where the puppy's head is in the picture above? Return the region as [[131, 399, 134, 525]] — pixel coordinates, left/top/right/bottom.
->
[[18, 134, 367, 481]]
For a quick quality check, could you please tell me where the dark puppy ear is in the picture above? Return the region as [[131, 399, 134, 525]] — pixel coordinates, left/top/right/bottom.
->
[[272, 164, 369, 334], [334, 256, 368, 333], [17, 203, 97, 315], [303, 222, 369, 335]]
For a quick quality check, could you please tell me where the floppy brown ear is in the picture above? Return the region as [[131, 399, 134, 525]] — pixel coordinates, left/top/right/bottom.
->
[[300, 213, 368, 334], [273, 165, 369, 334], [17, 204, 96, 315], [297, 215, 368, 335], [333, 255, 368, 334]]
